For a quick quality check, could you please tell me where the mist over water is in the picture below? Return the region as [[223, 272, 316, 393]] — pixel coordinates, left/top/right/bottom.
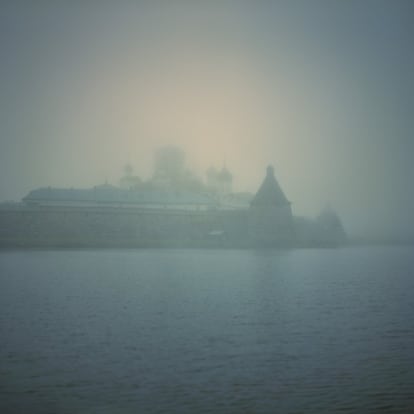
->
[[1, 4, 414, 411], [0, 1, 413, 240], [1, 247, 414, 413]]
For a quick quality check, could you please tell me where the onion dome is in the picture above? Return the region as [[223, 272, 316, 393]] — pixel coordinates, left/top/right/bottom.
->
[[218, 167, 232, 182]]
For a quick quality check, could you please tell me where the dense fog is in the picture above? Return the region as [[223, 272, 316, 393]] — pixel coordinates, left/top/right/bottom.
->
[[0, 1, 413, 240]]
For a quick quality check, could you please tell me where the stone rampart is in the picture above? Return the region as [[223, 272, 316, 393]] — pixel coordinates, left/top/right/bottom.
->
[[0, 206, 249, 248]]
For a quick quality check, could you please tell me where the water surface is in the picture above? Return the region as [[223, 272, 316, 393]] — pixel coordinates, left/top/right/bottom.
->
[[1, 247, 413, 413]]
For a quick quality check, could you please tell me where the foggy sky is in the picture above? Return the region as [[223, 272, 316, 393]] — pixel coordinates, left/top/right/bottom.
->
[[0, 1, 413, 239]]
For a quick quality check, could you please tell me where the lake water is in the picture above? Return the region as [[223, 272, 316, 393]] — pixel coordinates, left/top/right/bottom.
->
[[1, 246, 414, 413]]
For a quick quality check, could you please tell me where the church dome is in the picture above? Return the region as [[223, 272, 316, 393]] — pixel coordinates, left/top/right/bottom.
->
[[206, 166, 218, 178], [218, 167, 232, 182]]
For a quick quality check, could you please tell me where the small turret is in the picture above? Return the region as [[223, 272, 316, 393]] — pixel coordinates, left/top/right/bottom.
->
[[206, 165, 233, 194]]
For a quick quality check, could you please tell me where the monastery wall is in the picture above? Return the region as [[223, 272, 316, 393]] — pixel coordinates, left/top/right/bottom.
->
[[0, 206, 249, 248]]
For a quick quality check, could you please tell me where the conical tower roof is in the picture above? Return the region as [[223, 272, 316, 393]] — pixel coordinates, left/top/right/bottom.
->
[[251, 166, 290, 207]]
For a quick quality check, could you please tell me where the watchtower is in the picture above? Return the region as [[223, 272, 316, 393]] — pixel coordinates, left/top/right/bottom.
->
[[248, 166, 294, 246]]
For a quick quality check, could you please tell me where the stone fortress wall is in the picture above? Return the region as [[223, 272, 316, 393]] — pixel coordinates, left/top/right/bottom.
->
[[0, 165, 347, 248], [0, 206, 249, 248]]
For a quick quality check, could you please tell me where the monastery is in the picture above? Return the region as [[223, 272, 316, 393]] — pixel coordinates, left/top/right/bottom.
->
[[0, 153, 346, 248]]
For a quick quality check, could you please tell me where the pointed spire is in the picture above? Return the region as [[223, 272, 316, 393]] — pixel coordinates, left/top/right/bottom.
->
[[251, 165, 290, 207]]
